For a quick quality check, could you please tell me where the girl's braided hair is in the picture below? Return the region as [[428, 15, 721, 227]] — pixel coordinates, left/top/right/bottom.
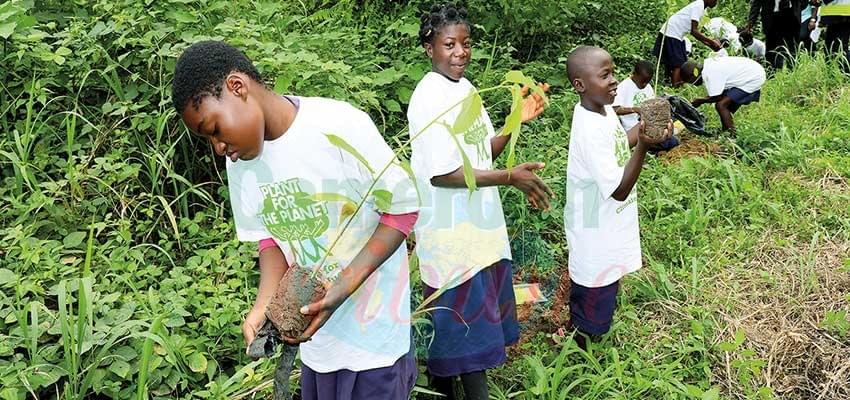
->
[[418, 3, 470, 46]]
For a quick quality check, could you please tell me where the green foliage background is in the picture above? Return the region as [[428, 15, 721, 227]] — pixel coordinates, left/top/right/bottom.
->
[[2, 0, 849, 399]]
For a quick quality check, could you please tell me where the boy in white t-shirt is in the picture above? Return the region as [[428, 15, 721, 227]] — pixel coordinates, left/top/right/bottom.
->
[[739, 31, 768, 60], [173, 41, 420, 400], [653, 0, 723, 87], [681, 57, 766, 133], [613, 60, 656, 132], [564, 46, 671, 349]]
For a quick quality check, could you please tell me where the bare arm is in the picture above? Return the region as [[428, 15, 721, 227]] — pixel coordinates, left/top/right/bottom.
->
[[692, 94, 724, 107], [613, 105, 638, 116], [242, 245, 290, 347], [691, 20, 722, 50], [431, 163, 555, 210], [611, 141, 649, 201]]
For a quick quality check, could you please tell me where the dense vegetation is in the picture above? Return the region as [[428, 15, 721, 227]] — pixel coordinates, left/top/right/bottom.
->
[[1, 0, 847, 399]]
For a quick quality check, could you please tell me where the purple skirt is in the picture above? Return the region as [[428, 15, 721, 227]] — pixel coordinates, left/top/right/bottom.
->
[[423, 259, 519, 377], [299, 350, 416, 400]]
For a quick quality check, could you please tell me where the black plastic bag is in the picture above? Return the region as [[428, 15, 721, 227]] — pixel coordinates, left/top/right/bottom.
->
[[663, 95, 713, 136]]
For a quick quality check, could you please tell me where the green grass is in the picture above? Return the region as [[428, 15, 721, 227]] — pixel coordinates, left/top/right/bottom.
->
[[1, 1, 848, 399]]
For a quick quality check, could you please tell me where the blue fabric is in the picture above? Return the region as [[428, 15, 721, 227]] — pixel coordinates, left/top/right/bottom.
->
[[300, 348, 417, 400], [569, 279, 620, 335], [723, 87, 762, 105], [652, 33, 688, 70], [423, 259, 519, 377]]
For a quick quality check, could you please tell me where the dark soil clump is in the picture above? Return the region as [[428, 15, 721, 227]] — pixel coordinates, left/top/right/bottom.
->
[[639, 97, 672, 140], [267, 266, 326, 340]]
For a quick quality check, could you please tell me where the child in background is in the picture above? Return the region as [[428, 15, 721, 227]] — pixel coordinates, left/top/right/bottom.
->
[[653, 0, 722, 86], [407, 4, 552, 399], [172, 41, 420, 400], [681, 56, 766, 133], [613, 60, 656, 132], [739, 31, 768, 61], [564, 46, 671, 349]]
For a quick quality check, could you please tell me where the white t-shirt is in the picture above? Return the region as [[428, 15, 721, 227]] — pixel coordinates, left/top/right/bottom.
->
[[564, 104, 642, 288], [226, 96, 419, 373], [407, 72, 512, 290], [660, 0, 706, 40], [706, 17, 742, 52], [613, 77, 656, 132], [702, 56, 766, 96], [744, 39, 766, 58]]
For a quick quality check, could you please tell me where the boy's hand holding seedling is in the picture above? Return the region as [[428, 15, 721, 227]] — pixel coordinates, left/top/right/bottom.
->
[[287, 224, 407, 344], [612, 120, 672, 201]]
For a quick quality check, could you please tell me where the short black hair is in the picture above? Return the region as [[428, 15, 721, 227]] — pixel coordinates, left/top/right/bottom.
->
[[419, 3, 470, 46], [633, 60, 654, 77], [171, 41, 263, 113], [681, 60, 702, 84], [566, 46, 607, 83], [739, 31, 754, 47]]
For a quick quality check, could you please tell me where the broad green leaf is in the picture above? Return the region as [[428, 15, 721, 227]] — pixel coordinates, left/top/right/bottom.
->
[[0, 269, 17, 286], [0, 21, 16, 40], [446, 126, 477, 194], [310, 192, 356, 204], [169, 10, 196, 23], [63, 231, 87, 248], [385, 99, 401, 113], [187, 352, 208, 373], [397, 160, 422, 206], [504, 84, 524, 171], [109, 359, 131, 379], [503, 70, 547, 99], [372, 189, 393, 212], [55, 46, 72, 56], [325, 133, 374, 174], [451, 89, 482, 136], [274, 74, 292, 93], [702, 388, 720, 400]]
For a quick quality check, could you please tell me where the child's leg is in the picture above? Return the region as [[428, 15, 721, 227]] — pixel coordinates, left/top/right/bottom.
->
[[431, 375, 457, 399], [567, 279, 620, 349], [715, 97, 737, 132], [671, 67, 683, 88], [460, 371, 489, 400]]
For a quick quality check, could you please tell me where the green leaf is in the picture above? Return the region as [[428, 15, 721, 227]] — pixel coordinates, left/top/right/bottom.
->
[[503, 84, 524, 171], [446, 125, 477, 194], [0, 269, 17, 286], [55, 46, 72, 56], [169, 10, 196, 23], [702, 388, 720, 400], [372, 189, 393, 212], [451, 89, 482, 136], [385, 99, 401, 113], [63, 232, 87, 248], [53, 54, 66, 65], [503, 70, 547, 99], [325, 133, 374, 174], [274, 74, 292, 93], [734, 329, 745, 346], [0, 21, 16, 40], [109, 359, 131, 379], [187, 352, 208, 373], [397, 160, 421, 206]]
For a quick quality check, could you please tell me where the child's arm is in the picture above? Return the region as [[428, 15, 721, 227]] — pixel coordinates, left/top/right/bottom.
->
[[692, 94, 724, 107], [613, 106, 638, 116], [743, 0, 761, 32], [431, 163, 555, 210], [242, 244, 290, 347], [691, 20, 722, 51], [611, 121, 672, 201], [491, 83, 550, 160], [295, 222, 408, 342]]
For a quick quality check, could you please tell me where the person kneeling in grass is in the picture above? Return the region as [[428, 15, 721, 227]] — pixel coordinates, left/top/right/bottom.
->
[[563, 46, 671, 350], [681, 57, 766, 133]]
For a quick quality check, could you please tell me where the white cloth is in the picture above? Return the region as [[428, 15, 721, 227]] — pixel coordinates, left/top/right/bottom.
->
[[744, 39, 767, 58], [227, 96, 418, 373], [660, 1, 706, 40], [407, 72, 512, 290], [702, 56, 766, 96], [684, 37, 694, 55], [564, 104, 642, 288], [706, 17, 743, 52], [613, 77, 656, 131], [774, 0, 781, 13]]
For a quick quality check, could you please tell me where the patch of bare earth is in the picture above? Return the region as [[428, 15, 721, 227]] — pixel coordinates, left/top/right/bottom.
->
[[708, 234, 850, 399]]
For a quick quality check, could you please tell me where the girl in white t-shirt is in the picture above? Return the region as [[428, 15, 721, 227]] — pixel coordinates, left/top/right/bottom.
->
[[173, 41, 420, 400], [407, 4, 551, 399]]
